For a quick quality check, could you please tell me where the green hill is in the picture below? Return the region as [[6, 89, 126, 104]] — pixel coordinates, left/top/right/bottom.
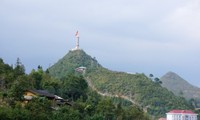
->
[[161, 71, 200, 100], [49, 50, 100, 78], [49, 50, 192, 117]]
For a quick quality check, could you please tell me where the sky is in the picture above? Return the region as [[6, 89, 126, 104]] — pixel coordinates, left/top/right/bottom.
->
[[0, 0, 200, 86]]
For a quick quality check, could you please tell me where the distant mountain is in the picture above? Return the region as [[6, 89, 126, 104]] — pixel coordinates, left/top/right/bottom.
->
[[49, 50, 192, 117], [160, 71, 200, 100]]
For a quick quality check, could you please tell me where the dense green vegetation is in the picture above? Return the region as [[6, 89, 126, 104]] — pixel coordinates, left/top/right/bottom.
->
[[87, 68, 192, 117], [1, 49, 198, 119], [49, 50, 100, 78], [49, 50, 195, 118], [0, 57, 149, 120]]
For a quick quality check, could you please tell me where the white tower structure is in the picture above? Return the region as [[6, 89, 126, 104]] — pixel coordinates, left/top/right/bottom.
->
[[71, 31, 81, 51], [75, 31, 79, 50]]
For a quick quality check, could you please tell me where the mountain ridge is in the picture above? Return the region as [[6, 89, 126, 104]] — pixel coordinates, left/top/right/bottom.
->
[[161, 71, 200, 100], [49, 50, 192, 117]]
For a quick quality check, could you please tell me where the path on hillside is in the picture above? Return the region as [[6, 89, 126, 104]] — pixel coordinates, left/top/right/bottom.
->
[[85, 77, 140, 107]]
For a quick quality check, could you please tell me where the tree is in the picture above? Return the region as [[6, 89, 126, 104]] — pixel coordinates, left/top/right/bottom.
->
[[124, 106, 149, 120], [179, 90, 184, 97], [154, 77, 160, 82], [149, 74, 154, 78], [29, 67, 44, 89], [153, 77, 162, 84], [25, 97, 52, 120], [96, 98, 116, 120], [14, 58, 25, 77], [9, 75, 30, 101], [115, 102, 123, 120], [45, 69, 50, 74], [0, 58, 15, 89], [52, 106, 80, 120], [61, 74, 88, 101], [41, 74, 61, 94], [149, 74, 162, 84], [189, 98, 196, 108]]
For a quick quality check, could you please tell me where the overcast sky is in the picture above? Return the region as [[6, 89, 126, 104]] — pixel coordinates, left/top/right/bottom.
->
[[0, 0, 200, 86]]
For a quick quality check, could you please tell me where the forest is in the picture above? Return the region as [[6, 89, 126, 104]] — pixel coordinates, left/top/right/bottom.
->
[[0, 58, 149, 120]]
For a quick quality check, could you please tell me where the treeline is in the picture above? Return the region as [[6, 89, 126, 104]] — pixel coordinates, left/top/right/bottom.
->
[[0, 92, 149, 120], [0, 58, 149, 120]]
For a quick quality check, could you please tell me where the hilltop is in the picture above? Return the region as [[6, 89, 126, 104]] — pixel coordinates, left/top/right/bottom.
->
[[49, 50, 100, 78], [49, 50, 192, 117], [161, 72, 200, 100]]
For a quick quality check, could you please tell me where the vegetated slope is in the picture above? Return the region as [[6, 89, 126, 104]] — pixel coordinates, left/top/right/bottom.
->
[[86, 68, 191, 117], [161, 71, 200, 100], [49, 50, 100, 78], [49, 50, 192, 117]]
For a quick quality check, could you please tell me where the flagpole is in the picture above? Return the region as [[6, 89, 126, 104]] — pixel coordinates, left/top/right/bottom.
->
[[76, 36, 79, 50], [75, 31, 79, 50]]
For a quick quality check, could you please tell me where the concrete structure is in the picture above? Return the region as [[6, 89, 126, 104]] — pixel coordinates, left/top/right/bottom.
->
[[75, 31, 79, 50], [166, 110, 197, 120], [75, 66, 86, 73], [72, 31, 80, 51]]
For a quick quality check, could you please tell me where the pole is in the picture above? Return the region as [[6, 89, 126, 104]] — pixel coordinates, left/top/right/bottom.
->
[[76, 36, 79, 49]]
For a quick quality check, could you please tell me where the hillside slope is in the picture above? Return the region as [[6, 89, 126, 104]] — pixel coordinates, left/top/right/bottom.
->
[[161, 72, 200, 100], [49, 50, 192, 117], [49, 50, 100, 78]]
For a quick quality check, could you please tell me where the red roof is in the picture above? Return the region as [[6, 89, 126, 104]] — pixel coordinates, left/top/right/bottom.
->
[[167, 110, 196, 114]]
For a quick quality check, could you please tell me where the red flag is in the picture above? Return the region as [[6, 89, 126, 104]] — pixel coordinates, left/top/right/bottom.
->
[[75, 31, 79, 37]]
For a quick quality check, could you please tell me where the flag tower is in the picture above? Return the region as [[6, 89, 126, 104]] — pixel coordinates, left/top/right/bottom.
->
[[75, 31, 79, 50]]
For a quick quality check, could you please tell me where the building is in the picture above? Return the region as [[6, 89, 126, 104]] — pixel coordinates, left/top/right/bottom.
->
[[75, 66, 86, 73], [166, 110, 197, 120], [24, 89, 56, 101], [23, 89, 71, 107]]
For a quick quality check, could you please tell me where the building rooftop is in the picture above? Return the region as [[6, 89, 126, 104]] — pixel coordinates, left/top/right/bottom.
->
[[26, 89, 55, 98], [158, 118, 166, 120], [167, 110, 196, 114]]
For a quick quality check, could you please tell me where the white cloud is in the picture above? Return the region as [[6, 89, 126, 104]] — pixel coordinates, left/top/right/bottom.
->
[[161, 0, 200, 40]]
